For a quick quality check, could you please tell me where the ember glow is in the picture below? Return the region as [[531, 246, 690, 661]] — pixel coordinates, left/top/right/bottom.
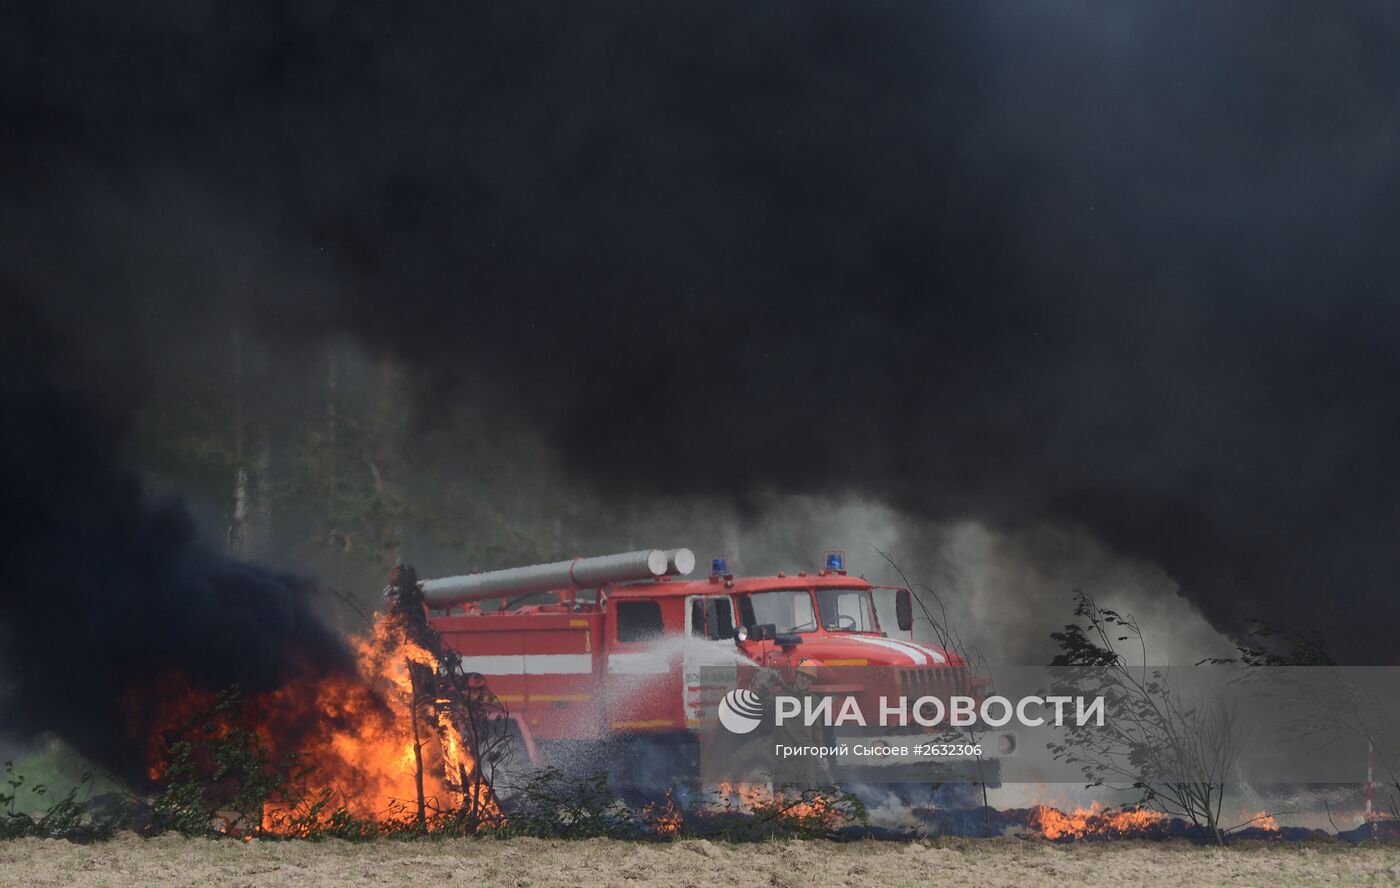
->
[[138, 608, 502, 836], [708, 781, 847, 828], [642, 789, 683, 836]]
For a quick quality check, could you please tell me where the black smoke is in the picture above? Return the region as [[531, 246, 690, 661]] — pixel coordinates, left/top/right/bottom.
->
[[3, 1, 1400, 663], [0, 310, 355, 780]]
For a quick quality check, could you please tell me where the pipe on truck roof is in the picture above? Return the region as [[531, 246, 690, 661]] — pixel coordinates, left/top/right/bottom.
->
[[419, 547, 695, 608]]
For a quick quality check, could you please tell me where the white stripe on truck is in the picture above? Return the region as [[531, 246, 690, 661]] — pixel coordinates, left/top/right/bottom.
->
[[844, 636, 946, 664], [457, 653, 593, 675], [606, 652, 670, 675]]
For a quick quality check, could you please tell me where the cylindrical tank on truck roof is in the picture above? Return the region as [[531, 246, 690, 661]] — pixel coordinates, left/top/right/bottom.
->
[[419, 547, 695, 608], [663, 548, 696, 576]]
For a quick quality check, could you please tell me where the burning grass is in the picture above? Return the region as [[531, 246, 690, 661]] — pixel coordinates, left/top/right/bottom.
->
[[1027, 802, 1169, 840], [485, 769, 864, 841]]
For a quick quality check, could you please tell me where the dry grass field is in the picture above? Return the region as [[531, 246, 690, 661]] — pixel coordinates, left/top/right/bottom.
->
[[2, 834, 1398, 888]]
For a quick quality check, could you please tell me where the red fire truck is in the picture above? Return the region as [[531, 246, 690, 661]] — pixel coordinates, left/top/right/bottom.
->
[[411, 547, 1009, 797]]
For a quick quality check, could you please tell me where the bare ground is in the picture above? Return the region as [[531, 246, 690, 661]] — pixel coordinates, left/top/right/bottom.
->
[[3, 834, 1399, 888]]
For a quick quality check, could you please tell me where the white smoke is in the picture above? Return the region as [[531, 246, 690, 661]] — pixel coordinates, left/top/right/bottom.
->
[[633, 494, 1234, 669]]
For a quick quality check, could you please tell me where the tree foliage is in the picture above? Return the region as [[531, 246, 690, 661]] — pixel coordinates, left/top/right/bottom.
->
[[1048, 591, 1241, 844], [1210, 620, 1400, 821]]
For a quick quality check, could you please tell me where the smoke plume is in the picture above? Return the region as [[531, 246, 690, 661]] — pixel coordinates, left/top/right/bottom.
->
[[3, 0, 1399, 683]]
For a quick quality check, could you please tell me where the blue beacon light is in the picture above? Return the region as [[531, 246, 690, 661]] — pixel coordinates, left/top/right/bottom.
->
[[825, 551, 844, 571], [711, 556, 729, 577]]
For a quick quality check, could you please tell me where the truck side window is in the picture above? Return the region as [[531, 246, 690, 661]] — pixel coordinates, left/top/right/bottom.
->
[[617, 600, 664, 643], [706, 598, 735, 640], [738, 596, 756, 628], [690, 599, 706, 637]]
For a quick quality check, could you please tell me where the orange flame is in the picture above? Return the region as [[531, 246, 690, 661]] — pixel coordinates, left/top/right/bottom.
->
[[1028, 802, 1166, 839], [1238, 810, 1279, 831], [709, 781, 844, 826], [642, 788, 683, 835], [140, 610, 502, 836]]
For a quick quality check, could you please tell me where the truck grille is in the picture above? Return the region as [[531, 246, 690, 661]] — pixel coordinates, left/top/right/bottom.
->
[[898, 665, 968, 700]]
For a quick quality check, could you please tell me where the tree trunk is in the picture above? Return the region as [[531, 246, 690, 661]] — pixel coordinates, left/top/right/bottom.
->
[[228, 326, 248, 555], [227, 323, 274, 559], [409, 668, 428, 834]]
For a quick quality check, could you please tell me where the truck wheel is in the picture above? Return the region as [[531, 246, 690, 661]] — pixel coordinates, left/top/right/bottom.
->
[[605, 735, 699, 805], [890, 782, 985, 810]]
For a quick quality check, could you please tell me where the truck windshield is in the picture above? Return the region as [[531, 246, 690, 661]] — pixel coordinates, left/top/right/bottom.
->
[[747, 590, 817, 634], [814, 587, 878, 632]]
